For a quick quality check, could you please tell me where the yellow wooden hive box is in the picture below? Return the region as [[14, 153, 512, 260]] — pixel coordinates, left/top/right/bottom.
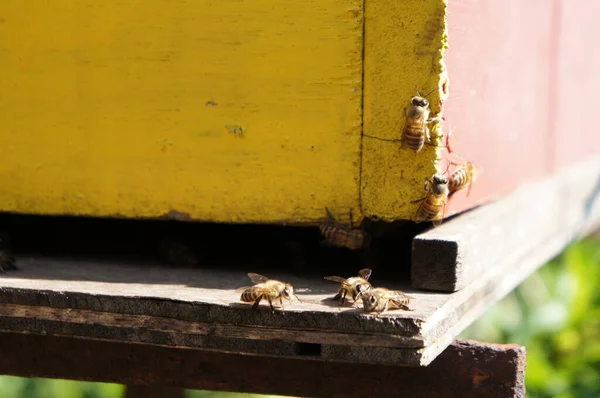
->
[[0, 0, 448, 225]]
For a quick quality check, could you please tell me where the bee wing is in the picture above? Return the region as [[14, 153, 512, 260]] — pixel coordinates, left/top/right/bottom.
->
[[358, 268, 372, 280], [250, 288, 282, 297], [388, 291, 413, 307], [324, 208, 350, 231], [466, 182, 473, 197], [248, 273, 270, 284], [324, 276, 347, 284], [432, 197, 448, 227], [235, 286, 251, 293], [324, 207, 337, 223]]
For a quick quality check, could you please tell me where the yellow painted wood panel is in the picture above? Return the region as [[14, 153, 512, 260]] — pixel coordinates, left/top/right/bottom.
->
[[0, 0, 363, 223], [361, 0, 448, 221]]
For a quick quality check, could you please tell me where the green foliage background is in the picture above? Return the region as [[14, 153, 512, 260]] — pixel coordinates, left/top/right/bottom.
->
[[0, 238, 597, 398], [461, 237, 600, 398]]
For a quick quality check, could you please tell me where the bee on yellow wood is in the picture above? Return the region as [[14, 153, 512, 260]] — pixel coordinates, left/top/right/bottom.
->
[[413, 173, 450, 227], [449, 161, 478, 197], [0, 233, 17, 273], [319, 208, 370, 250], [402, 89, 442, 153], [360, 287, 413, 314], [324, 268, 373, 306], [239, 273, 300, 311]]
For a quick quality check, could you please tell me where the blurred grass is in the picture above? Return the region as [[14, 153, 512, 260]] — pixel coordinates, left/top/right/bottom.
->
[[461, 236, 600, 398], [0, 379, 283, 398], [0, 237, 597, 398]]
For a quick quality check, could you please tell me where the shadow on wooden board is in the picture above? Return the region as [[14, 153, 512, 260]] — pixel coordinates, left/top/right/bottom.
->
[[0, 333, 525, 398]]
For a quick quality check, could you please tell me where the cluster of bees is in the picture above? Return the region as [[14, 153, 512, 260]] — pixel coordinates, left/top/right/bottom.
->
[[400, 89, 479, 226], [238, 268, 412, 315], [322, 89, 479, 251]]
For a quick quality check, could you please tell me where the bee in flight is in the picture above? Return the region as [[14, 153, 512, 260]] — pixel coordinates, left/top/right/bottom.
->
[[0, 233, 17, 273], [360, 287, 413, 314], [402, 88, 442, 153], [413, 172, 450, 227], [239, 273, 300, 311], [449, 161, 478, 197], [319, 208, 370, 250], [324, 268, 372, 306]]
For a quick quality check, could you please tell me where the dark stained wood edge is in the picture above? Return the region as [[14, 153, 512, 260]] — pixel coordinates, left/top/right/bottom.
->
[[0, 333, 526, 398], [0, 286, 423, 337], [0, 303, 423, 349], [0, 304, 429, 366], [412, 155, 600, 292]]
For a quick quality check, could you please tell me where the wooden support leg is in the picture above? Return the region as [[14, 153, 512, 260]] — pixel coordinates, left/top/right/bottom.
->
[[0, 333, 526, 398]]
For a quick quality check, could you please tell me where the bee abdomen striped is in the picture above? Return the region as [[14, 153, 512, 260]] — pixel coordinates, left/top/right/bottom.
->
[[449, 169, 468, 191], [319, 224, 336, 240], [404, 126, 425, 151], [320, 224, 366, 249], [418, 198, 444, 221], [240, 288, 259, 303]]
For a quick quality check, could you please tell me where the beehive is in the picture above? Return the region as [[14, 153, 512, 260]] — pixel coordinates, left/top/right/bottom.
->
[[0, 0, 446, 224]]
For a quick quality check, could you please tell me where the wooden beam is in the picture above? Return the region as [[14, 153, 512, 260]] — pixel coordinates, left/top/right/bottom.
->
[[0, 333, 526, 398], [412, 155, 600, 292]]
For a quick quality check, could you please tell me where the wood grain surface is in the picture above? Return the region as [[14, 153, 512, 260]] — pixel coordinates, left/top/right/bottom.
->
[[0, 333, 526, 398], [412, 155, 600, 292], [0, 236, 544, 366]]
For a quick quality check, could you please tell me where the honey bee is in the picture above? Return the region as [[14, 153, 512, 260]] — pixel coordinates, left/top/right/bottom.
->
[[324, 268, 372, 306], [360, 287, 413, 314], [402, 89, 441, 153], [449, 161, 478, 197], [239, 273, 300, 311], [413, 173, 449, 226], [319, 208, 370, 250], [0, 233, 17, 273]]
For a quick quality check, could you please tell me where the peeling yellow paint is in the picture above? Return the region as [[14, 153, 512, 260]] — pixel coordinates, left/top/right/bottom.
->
[[0, 0, 364, 223], [0, 0, 448, 224], [362, 0, 448, 222]]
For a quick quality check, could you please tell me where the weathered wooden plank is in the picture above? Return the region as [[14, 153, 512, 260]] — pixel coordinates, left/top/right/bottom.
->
[[412, 155, 600, 292], [0, 232, 546, 366], [0, 333, 526, 398], [0, 0, 363, 224]]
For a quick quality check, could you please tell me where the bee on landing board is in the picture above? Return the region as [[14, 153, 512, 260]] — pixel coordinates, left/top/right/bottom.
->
[[319, 208, 370, 250], [449, 161, 478, 197], [360, 287, 413, 314], [413, 173, 450, 227], [0, 233, 17, 273], [402, 89, 442, 153], [324, 268, 372, 306], [239, 273, 300, 311]]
